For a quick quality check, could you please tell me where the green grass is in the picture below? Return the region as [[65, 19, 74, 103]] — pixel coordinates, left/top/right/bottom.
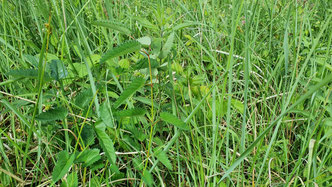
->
[[0, 0, 332, 186]]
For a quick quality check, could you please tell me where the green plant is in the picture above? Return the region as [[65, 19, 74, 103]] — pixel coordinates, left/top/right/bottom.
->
[[1, 0, 332, 186]]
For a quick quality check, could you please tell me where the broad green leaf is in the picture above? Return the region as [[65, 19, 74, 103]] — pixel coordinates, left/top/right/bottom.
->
[[142, 170, 153, 187], [7, 69, 38, 78], [151, 38, 163, 56], [94, 121, 116, 164], [160, 112, 189, 130], [107, 91, 119, 99], [231, 99, 244, 113], [159, 32, 175, 59], [81, 125, 96, 146], [99, 102, 114, 128], [137, 36, 151, 46], [113, 77, 145, 108], [100, 41, 141, 63], [171, 62, 183, 73], [23, 54, 38, 67], [52, 151, 75, 183], [134, 58, 159, 70], [114, 108, 146, 117], [49, 59, 68, 81], [134, 96, 159, 109], [75, 89, 93, 108], [50, 33, 59, 47], [92, 20, 131, 35], [60, 172, 78, 187], [90, 162, 104, 171], [125, 124, 147, 142], [86, 54, 101, 67], [154, 147, 172, 170], [7, 69, 51, 81], [35, 107, 68, 121], [118, 59, 130, 69], [72, 63, 88, 77], [75, 149, 101, 167]]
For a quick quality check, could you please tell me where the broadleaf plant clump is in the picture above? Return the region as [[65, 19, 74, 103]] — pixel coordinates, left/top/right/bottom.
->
[[0, 0, 331, 186]]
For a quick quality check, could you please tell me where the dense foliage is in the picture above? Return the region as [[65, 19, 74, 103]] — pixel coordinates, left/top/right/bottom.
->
[[0, 0, 331, 186]]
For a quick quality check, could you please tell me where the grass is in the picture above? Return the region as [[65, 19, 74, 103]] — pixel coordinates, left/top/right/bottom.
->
[[0, 0, 332, 186]]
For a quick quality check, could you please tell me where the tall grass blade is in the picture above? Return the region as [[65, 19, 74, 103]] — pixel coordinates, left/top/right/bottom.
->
[[218, 73, 332, 182]]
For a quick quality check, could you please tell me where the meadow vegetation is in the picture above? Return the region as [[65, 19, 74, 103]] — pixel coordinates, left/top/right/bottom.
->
[[0, 0, 332, 186]]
